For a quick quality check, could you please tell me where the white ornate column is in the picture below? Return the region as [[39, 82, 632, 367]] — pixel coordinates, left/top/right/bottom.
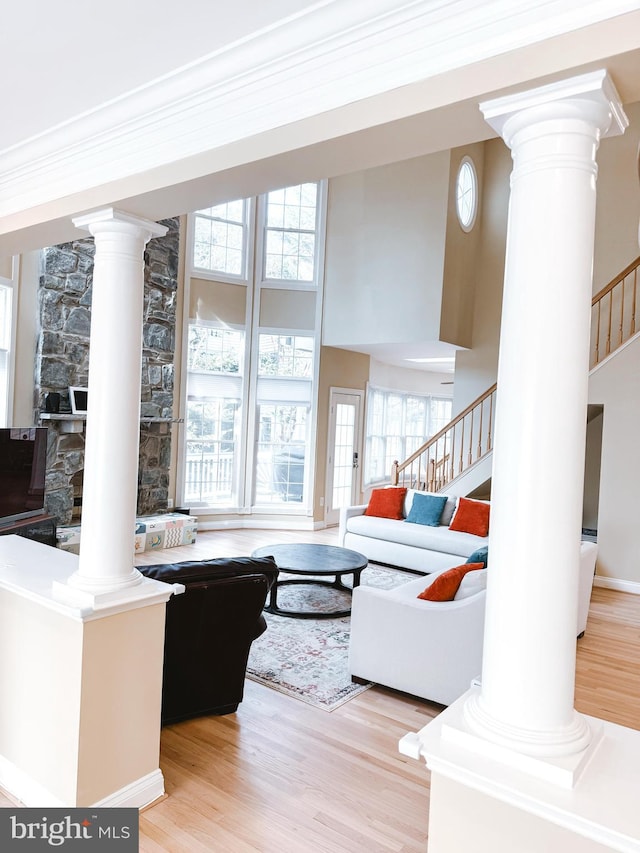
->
[[460, 71, 627, 768], [67, 208, 167, 595]]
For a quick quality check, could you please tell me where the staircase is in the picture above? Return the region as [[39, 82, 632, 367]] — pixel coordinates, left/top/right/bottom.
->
[[391, 254, 640, 495]]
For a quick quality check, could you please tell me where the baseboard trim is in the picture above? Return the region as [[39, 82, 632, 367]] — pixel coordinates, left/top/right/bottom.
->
[[593, 575, 640, 595], [197, 518, 320, 532], [92, 769, 165, 809], [0, 755, 165, 809], [0, 752, 64, 807]]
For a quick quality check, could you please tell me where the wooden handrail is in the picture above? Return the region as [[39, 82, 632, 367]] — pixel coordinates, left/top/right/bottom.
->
[[591, 254, 640, 369], [591, 255, 640, 305], [391, 256, 640, 490], [392, 383, 497, 488], [396, 383, 497, 472]]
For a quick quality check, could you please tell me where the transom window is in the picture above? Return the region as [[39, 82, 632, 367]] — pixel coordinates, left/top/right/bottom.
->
[[264, 184, 318, 282], [455, 156, 478, 232], [193, 200, 248, 278]]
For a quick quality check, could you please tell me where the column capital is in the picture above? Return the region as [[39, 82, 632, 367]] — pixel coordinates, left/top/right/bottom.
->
[[480, 69, 628, 145], [72, 207, 168, 241]]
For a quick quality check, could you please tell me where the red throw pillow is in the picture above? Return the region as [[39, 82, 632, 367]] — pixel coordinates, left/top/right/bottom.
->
[[449, 497, 490, 537], [417, 563, 484, 601], [364, 487, 407, 520]]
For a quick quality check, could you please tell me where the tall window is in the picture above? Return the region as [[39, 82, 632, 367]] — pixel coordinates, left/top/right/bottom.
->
[[263, 184, 318, 282], [0, 281, 12, 427], [254, 334, 314, 505], [184, 326, 244, 506], [193, 200, 249, 279], [364, 387, 452, 486], [184, 181, 325, 513]]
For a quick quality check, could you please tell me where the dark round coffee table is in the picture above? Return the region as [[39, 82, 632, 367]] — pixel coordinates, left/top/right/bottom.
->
[[251, 543, 368, 619]]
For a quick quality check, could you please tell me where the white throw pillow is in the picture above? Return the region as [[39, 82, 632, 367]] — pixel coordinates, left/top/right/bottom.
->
[[453, 568, 488, 600]]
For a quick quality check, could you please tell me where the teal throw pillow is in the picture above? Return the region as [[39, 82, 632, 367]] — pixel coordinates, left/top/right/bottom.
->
[[466, 546, 489, 568], [405, 492, 448, 527]]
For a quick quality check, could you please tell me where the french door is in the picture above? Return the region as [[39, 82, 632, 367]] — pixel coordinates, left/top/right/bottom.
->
[[325, 389, 363, 525]]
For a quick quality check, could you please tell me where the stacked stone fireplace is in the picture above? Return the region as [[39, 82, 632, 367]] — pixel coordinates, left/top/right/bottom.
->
[[34, 218, 180, 525]]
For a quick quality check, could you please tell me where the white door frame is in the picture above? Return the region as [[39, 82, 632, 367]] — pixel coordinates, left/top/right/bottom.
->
[[325, 387, 364, 525]]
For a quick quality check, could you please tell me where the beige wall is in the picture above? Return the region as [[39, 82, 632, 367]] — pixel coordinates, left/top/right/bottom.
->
[[323, 152, 449, 349], [439, 142, 486, 348], [189, 276, 247, 325], [452, 138, 511, 414], [314, 346, 370, 520], [78, 604, 166, 804], [259, 288, 316, 330]]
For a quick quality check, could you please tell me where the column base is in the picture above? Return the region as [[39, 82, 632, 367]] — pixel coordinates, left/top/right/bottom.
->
[[51, 573, 183, 613], [433, 687, 603, 788]]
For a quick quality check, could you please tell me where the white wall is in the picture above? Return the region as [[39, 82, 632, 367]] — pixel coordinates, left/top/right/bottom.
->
[[452, 138, 511, 414], [589, 336, 640, 584], [428, 773, 612, 853], [584, 99, 640, 584], [440, 143, 486, 348], [593, 100, 640, 291], [368, 358, 453, 397], [323, 152, 449, 349]]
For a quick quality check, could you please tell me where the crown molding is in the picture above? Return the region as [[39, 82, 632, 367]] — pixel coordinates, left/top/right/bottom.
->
[[1, 0, 638, 220]]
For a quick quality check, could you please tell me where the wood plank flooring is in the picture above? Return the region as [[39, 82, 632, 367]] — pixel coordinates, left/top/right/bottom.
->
[[1, 526, 639, 853]]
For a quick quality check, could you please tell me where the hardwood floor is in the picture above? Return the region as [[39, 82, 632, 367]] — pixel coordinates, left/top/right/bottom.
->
[[1, 527, 638, 852], [134, 528, 640, 852]]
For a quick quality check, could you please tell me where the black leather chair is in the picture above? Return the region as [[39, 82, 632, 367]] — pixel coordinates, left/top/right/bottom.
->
[[140, 556, 278, 725]]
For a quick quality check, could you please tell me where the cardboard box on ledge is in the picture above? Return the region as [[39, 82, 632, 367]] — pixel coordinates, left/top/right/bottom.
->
[[57, 512, 198, 555]]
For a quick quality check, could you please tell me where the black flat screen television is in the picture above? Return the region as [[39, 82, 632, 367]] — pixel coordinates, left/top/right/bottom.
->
[[0, 427, 48, 526]]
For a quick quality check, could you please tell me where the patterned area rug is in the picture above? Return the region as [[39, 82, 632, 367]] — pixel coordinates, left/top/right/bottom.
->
[[246, 564, 416, 711]]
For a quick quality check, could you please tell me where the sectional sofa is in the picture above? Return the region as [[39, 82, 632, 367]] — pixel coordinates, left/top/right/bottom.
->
[[341, 487, 599, 705], [348, 540, 598, 705], [339, 489, 488, 574]]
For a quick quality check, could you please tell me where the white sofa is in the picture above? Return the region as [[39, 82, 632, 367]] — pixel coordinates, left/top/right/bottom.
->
[[339, 490, 489, 573], [348, 540, 598, 706]]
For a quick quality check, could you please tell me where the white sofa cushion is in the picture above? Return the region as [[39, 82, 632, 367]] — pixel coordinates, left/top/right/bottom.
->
[[346, 513, 488, 558]]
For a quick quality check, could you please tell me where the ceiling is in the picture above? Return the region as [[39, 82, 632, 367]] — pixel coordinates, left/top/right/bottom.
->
[[3, 1, 640, 373]]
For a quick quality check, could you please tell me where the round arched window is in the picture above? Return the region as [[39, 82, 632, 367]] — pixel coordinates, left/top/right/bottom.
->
[[456, 156, 478, 232]]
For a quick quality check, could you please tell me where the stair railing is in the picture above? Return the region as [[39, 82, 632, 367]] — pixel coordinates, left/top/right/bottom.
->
[[391, 256, 639, 489], [591, 254, 640, 369], [391, 383, 497, 491]]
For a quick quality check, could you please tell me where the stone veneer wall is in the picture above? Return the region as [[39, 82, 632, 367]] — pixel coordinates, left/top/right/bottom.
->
[[35, 218, 180, 524]]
